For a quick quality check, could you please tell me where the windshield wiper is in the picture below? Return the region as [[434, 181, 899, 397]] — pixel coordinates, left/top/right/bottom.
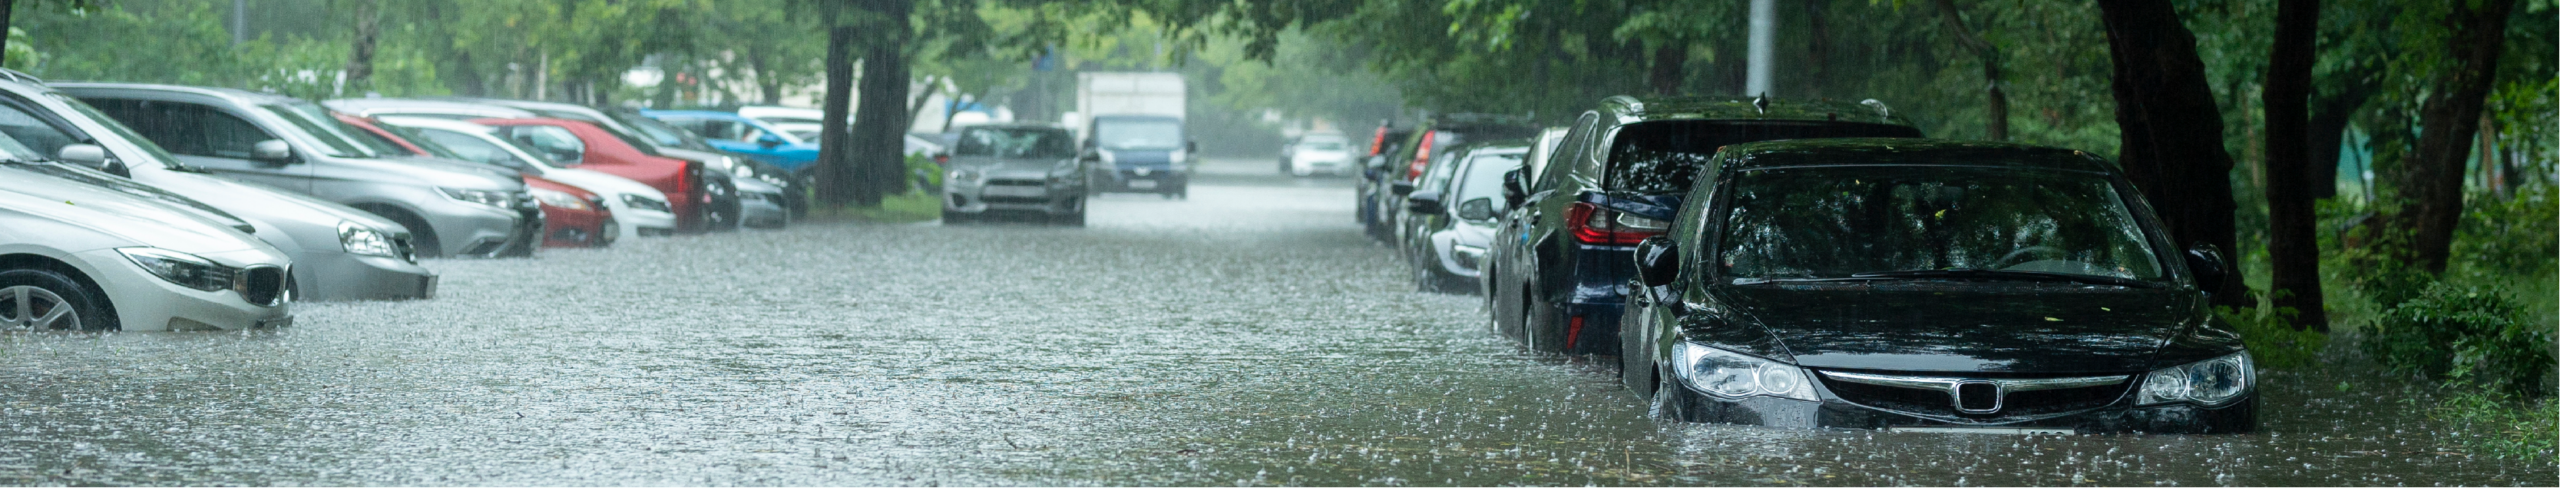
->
[[1848, 268, 2156, 288]]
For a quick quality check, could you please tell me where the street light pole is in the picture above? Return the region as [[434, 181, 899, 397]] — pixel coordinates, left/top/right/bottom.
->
[[1745, 0, 1774, 97]]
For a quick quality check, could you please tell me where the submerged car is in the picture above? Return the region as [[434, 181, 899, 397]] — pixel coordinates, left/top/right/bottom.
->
[[327, 98, 755, 230], [1486, 96, 1922, 356], [0, 74, 434, 300], [941, 124, 1087, 226], [1368, 115, 1536, 241], [0, 160, 293, 331], [1400, 141, 1527, 293], [1282, 132, 1355, 176], [63, 84, 538, 258], [1618, 138, 2252, 434], [365, 116, 678, 241]]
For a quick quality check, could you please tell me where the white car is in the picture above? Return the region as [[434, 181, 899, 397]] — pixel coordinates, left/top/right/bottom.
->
[[1283, 133, 1356, 177], [0, 160, 293, 331], [373, 116, 680, 241]]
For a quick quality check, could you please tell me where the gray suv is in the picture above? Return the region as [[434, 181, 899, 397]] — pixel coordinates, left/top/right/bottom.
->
[[59, 84, 538, 258]]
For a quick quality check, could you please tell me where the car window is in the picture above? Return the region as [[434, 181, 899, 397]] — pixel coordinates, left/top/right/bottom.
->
[[1604, 120, 1924, 194], [417, 128, 521, 167], [1452, 150, 1524, 212], [617, 112, 719, 152], [1093, 119, 1182, 150], [498, 125, 587, 164], [50, 95, 187, 169], [258, 102, 379, 158], [1715, 166, 2164, 282], [0, 98, 80, 158], [1538, 113, 1600, 192], [89, 100, 275, 160], [954, 127, 1074, 158]]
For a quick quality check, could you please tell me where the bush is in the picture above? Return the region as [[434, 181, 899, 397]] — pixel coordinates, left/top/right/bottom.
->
[[2365, 282, 2555, 398], [2217, 303, 2328, 369], [2451, 185, 2558, 278], [2430, 391, 2559, 461]]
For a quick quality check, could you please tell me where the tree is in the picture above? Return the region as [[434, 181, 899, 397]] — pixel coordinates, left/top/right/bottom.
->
[[2260, 0, 2325, 329], [1928, 0, 2006, 141], [2094, 0, 2247, 306], [341, 0, 378, 93], [2396, 0, 2517, 274], [814, 0, 861, 206]]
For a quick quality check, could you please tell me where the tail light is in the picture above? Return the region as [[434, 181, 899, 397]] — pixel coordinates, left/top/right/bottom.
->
[[1565, 202, 1668, 245], [1369, 126, 1389, 156], [1405, 130, 1437, 180]]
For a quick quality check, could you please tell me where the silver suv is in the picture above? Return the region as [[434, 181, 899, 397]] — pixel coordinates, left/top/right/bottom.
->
[[58, 84, 538, 258]]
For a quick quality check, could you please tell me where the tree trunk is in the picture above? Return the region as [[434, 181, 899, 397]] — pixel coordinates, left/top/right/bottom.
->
[[1647, 43, 1684, 96], [2305, 85, 2373, 200], [0, 0, 18, 69], [1930, 0, 2006, 141], [814, 16, 859, 206], [2260, 0, 2325, 330], [2095, 0, 2247, 306], [847, 0, 915, 206], [2398, 0, 2515, 274], [342, 0, 378, 94]]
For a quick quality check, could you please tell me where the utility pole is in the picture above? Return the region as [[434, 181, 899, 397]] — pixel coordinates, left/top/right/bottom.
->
[[1745, 0, 1774, 97]]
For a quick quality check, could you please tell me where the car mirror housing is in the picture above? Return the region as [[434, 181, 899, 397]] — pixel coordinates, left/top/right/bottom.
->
[[2185, 244, 2228, 292], [57, 144, 123, 176], [1405, 190, 1444, 215], [1635, 236, 1680, 287], [1456, 198, 1496, 221], [251, 139, 294, 162], [1390, 180, 1415, 197]]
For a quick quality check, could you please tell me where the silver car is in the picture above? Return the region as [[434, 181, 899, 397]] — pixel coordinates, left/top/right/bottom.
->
[[940, 124, 1088, 226], [328, 97, 775, 230], [59, 84, 538, 259], [0, 160, 294, 331], [0, 74, 435, 300]]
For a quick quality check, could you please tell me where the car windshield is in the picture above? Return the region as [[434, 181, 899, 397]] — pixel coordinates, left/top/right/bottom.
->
[[956, 127, 1074, 159], [1715, 166, 2165, 283], [1452, 149, 1523, 213], [1094, 119, 1181, 150], [1605, 120, 1922, 194], [1300, 138, 1346, 151], [259, 102, 380, 158], [48, 94, 191, 171]]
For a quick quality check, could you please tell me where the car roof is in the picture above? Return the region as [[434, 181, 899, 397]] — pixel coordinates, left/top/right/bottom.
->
[[54, 82, 306, 106], [954, 122, 1066, 131], [643, 110, 752, 119], [324, 98, 540, 118], [373, 116, 496, 134], [1718, 138, 2117, 174], [1597, 95, 1913, 127]]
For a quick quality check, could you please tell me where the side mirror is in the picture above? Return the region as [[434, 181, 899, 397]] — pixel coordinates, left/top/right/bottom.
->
[[57, 144, 123, 176], [2185, 244, 2229, 293], [756, 133, 786, 148], [1390, 180, 1415, 197], [1500, 169, 1527, 208], [1404, 190, 1443, 215], [1635, 236, 1681, 287], [1456, 197, 1496, 221], [252, 139, 294, 162]]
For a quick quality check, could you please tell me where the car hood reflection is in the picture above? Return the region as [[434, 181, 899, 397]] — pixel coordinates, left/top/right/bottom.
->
[[1717, 284, 2196, 374]]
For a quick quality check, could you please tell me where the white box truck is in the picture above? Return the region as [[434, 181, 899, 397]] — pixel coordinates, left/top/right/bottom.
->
[[1071, 72, 1193, 198]]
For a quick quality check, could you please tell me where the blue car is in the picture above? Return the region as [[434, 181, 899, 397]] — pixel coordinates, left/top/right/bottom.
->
[[641, 110, 819, 172]]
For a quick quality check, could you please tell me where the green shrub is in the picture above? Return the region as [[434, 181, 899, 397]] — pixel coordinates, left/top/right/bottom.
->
[[2366, 282, 2555, 398], [2451, 185, 2558, 278], [2217, 304, 2328, 369], [2430, 391, 2559, 461]]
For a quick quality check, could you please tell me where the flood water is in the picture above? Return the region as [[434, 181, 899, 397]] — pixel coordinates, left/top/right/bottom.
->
[[0, 158, 2549, 485]]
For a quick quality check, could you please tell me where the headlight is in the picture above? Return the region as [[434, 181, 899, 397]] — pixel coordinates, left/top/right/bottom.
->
[[117, 247, 233, 292], [619, 194, 671, 213], [721, 156, 757, 179], [1098, 150, 1117, 165], [1169, 149, 1189, 170], [528, 187, 592, 211], [946, 168, 983, 185], [2137, 352, 2253, 407], [1451, 244, 1486, 270], [336, 221, 399, 258], [439, 187, 517, 209], [1672, 342, 1818, 401]]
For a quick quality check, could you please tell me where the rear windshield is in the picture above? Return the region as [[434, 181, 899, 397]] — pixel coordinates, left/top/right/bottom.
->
[[1604, 120, 1921, 193]]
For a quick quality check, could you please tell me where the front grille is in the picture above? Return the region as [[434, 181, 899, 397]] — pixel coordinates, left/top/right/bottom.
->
[[1819, 371, 2132, 422], [986, 178, 1044, 187], [983, 195, 1049, 204], [236, 265, 286, 306]]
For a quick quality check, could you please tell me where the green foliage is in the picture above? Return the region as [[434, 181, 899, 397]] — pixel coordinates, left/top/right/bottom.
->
[[2365, 282, 2553, 398], [2428, 390, 2560, 461], [906, 152, 943, 189], [2451, 185, 2559, 279], [2216, 304, 2328, 369]]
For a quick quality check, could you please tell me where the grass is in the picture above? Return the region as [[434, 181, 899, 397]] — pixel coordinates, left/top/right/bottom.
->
[[803, 191, 942, 224]]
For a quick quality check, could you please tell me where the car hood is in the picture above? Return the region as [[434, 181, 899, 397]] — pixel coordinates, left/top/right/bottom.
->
[[1714, 284, 2203, 374], [343, 155, 527, 190], [0, 165, 266, 255], [955, 157, 1072, 178]]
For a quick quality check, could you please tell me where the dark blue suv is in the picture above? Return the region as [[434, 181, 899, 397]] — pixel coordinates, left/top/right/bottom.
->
[[1483, 96, 1923, 355]]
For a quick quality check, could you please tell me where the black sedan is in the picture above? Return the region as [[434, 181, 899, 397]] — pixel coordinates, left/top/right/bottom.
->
[[1618, 138, 2254, 434]]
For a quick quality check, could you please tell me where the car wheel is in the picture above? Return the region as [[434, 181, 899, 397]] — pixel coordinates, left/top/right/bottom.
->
[[709, 180, 743, 232], [1412, 260, 1444, 294], [1526, 293, 1564, 354], [0, 267, 113, 331], [359, 205, 442, 259], [1650, 368, 1700, 423]]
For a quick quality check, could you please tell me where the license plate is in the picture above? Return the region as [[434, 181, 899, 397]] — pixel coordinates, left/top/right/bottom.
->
[[1128, 180, 1159, 189], [983, 185, 1045, 197], [1887, 426, 2076, 435]]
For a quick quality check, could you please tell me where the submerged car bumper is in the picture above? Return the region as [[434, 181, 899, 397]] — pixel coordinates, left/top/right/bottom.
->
[[741, 191, 788, 228], [1663, 377, 2256, 434], [73, 248, 293, 331], [292, 251, 436, 301], [945, 179, 1084, 215]]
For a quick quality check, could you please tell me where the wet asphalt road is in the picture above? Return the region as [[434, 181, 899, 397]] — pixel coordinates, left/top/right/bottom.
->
[[1, 158, 2552, 486]]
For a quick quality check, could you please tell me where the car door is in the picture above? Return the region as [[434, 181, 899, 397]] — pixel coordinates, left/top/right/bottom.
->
[[86, 98, 313, 193]]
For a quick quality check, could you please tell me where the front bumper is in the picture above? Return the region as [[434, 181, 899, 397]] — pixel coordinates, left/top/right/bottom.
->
[[291, 251, 437, 301], [1098, 167, 1187, 193], [945, 178, 1084, 215], [73, 248, 293, 331], [741, 191, 788, 229], [421, 198, 533, 258], [540, 205, 613, 248], [1662, 378, 2256, 434]]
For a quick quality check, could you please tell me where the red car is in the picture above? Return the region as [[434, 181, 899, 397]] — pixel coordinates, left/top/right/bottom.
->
[[335, 113, 615, 248], [472, 118, 717, 233]]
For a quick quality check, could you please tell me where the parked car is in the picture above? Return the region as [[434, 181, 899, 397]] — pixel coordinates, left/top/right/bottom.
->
[[1483, 126, 1568, 336], [1367, 115, 1535, 241], [62, 84, 539, 258], [363, 116, 679, 240], [467, 118, 729, 233], [0, 74, 434, 300], [643, 110, 818, 173], [1355, 122, 1414, 237], [1281, 132, 1355, 176], [1400, 141, 1528, 294], [0, 160, 293, 331], [429, 98, 794, 223], [326, 98, 755, 230], [1618, 138, 2253, 434], [1083, 114, 1193, 199], [333, 114, 631, 248], [1486, 96, 1922, 356], [940, 123, 1088, 226]]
